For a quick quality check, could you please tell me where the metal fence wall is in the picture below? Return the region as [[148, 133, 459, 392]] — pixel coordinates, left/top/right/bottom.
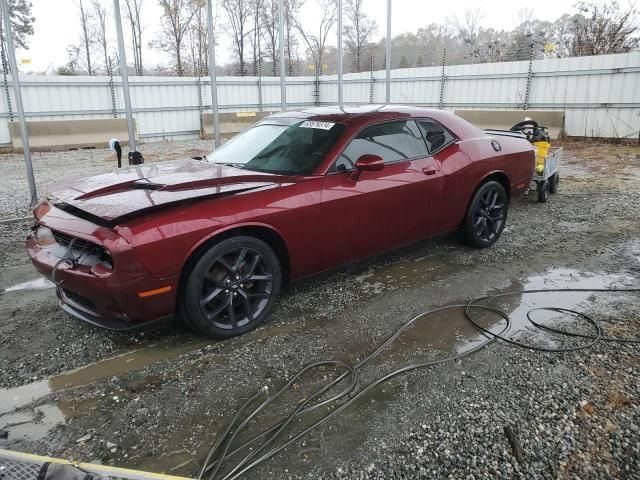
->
[[0, 51, 638, 144]]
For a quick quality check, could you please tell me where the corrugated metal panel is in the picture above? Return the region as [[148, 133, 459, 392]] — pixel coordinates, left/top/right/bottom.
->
[[0, 52, 637, 143]]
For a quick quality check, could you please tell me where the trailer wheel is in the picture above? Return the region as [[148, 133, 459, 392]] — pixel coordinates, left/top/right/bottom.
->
[[549, 173, 560, 194], [537, 180, 550, 203]]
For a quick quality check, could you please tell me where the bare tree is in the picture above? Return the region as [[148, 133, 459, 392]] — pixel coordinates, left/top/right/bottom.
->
[[186, 0, 208, 75], [77, 0, 95, 74], [124, 0, 144, 75], [92, 0, 110, 72], [249, 0, 264, 75], [344, 0, 376, 71], [571, 1, 640, 55], [153, 0, 198, 75], [261, 0, 278, 75], [284, 0, 302, 74], [294, 0, 336, 73], [222, 0, 252, 75]]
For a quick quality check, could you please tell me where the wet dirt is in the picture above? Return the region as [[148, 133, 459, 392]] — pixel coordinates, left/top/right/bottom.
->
[[0, 141, 639, 479]]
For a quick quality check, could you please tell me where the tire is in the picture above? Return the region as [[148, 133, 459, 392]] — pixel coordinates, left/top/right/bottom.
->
[[537, 180, 550, 203], [180, 236, 282, 338], [549, 173, 559, 194], [463, 180, 509, 249]]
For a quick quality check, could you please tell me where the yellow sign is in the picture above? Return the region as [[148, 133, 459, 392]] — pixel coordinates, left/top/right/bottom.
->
[[236, 112, 256, 117], [308, 64, 315, 70], [543, 43, 557, 53], [20, 58, 32, 64]]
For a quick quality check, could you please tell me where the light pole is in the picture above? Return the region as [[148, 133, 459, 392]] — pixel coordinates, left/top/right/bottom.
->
[[278, 0, 286, 110], [2, 0, 36, 206], [337, 0, 343, 109], [206, 0, 221, 147], [113, 0, 136, 151], [385, 0, 391, 104]]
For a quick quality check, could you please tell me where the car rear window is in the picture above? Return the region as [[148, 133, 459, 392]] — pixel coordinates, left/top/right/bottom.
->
[[207, 118, 346, 175]]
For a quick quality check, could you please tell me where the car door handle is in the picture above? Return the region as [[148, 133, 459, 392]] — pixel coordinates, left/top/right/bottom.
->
[[422, 168, 437, 176]]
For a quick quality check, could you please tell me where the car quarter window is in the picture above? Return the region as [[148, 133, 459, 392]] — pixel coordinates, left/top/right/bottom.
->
[[333, 120, 428, 172], [417, 119, 456, 154]]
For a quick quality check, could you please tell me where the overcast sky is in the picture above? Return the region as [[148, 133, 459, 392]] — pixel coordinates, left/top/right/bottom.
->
[[21, 0, 605, 73]]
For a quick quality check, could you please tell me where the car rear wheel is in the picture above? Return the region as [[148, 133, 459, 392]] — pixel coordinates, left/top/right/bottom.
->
[[181, 236, 282, 338], [463, 180, 508, 248]]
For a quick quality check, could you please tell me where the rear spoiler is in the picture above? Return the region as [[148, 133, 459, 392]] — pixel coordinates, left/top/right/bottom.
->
[[484, 129, 528, 140]]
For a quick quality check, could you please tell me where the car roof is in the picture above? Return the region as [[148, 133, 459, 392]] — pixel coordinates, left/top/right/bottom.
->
[[268, 104, 444, 125], [267, 104, 480, 138]]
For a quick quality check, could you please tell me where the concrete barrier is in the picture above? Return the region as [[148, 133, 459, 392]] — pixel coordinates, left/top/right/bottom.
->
[[454, 110, 565, 139], [9, 118, 136, 152], [200, 111, 272, 140]]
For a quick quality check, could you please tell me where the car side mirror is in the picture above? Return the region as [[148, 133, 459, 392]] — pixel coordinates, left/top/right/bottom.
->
[[350, 154, 384, 181]]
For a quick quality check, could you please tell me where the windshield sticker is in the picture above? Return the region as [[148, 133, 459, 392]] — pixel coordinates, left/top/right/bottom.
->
[[299, 120, 335, 130]]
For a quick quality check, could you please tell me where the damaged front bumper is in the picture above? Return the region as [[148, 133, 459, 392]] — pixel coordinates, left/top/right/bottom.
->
[[26, 201, 177, 331]]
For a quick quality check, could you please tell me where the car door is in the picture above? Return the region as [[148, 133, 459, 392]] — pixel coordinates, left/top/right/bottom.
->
[[416, 118, 461, 232], [319, 119, 442, 270]]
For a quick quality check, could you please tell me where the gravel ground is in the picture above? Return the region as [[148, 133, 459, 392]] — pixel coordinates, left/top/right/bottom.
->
[[0, 139, 638, 480]]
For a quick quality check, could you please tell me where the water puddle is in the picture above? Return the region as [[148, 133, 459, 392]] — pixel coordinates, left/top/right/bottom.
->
[[0, 319, 304, 446], [0, 405, 65, 445], [2, 277, 54, 293], [356, 254, 467, 294], [349, 267, 637, 374], [0, 341, 211, 416]]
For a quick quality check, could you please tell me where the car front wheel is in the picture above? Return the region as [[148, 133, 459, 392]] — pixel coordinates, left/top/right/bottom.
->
[[181, 236, 282, 338], [463, 180, 508, 248]]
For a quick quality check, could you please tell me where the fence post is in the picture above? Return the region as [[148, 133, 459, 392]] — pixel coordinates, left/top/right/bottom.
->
[[107, 56, 117, 118], [1, 47, 13, 121], [438, 48, 446, 109], [369, 55, 374, 104], [257, 56, 263, 112], [196, 63, 203, 132], [314, 63, 320, 107], [523, 41, 534, 110]]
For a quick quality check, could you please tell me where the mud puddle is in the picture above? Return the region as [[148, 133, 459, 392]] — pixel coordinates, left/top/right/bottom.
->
[[355, 253, 467, 294], [0, 340, 211, 447]]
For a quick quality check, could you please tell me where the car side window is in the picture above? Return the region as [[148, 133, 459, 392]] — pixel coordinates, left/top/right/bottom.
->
[[417, 119, 456, 154], [333, 120, 428, 172]]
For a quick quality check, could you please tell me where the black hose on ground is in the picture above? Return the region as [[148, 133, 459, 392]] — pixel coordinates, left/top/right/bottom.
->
[[199, 287, 640, 480]]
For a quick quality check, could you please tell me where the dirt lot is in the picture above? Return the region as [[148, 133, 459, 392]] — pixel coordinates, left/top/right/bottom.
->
[[0, 140, 639, 480]]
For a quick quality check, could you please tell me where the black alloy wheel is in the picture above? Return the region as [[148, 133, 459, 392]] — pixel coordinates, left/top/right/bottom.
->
[[464, 180, 508, 248], [181, 236, 282, 338]]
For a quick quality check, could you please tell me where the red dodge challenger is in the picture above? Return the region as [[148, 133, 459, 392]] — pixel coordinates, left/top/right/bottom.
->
[[27, 106, 534, 337]]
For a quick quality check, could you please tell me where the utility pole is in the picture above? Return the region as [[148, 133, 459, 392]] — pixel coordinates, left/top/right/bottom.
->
[[113, 0, 136, 151], [1, 0, 36, 206]]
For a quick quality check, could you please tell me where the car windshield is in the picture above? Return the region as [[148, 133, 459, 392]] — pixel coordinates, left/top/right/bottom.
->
[[206, 118, 346, 175]]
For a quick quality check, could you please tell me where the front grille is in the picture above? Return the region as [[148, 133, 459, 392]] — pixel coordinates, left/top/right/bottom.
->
[[52, 230, 94, 251], [62, 288, 96, 310]]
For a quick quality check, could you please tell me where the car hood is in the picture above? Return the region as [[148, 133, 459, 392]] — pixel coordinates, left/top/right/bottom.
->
[[45, 159, 297, 223]]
